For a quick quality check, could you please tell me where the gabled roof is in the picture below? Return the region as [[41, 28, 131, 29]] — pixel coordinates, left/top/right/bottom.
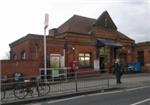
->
[[56, 11, 117, 36], [136, 41, 150, 47], [93, 11, 117, 30], [117, 31, 134, 41], [9, 34, 43, 47], [57, 15, 96, 35], [54, 11, 133, 41]]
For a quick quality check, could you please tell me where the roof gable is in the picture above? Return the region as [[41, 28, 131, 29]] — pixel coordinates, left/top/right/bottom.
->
[[117, 31, 134, 41], [9, 34, 43, 48], [93, 11, 117, 30], [57, 15, 96, 35], [49, 11, 133, 41], [136, 41, 150, 47]]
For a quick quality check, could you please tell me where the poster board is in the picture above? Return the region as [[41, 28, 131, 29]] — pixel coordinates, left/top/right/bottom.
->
[[51, 68, 59, 77], [50, 54, 61, 77]]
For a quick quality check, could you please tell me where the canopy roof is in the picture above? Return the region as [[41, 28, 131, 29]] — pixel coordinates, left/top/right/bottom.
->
[[96, 39, 122, 47]]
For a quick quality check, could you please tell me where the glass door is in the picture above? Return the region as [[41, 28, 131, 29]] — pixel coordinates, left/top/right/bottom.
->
[[99, 46, 110, 72]]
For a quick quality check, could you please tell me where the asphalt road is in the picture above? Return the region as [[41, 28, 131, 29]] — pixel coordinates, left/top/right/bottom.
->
[[28, 86, 150, 105]]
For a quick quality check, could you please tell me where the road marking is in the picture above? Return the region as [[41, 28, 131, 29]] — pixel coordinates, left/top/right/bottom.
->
[[28, 103, 42, 105], [130, 98, 150, 105], [88, 86, 150, 97], [126, 86, 150, 92], [47, 95, 86, 104], [47, 90, 124, 104], [87, 90, 122, 96], [46, 86, 150, 104]]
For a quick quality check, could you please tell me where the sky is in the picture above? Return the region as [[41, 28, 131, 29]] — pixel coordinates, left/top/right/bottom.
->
[[0, 0, 150, 59]]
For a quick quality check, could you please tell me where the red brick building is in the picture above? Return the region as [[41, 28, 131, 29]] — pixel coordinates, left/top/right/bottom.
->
[[1, 11, 137, 77], [135, 41, 150, 72]]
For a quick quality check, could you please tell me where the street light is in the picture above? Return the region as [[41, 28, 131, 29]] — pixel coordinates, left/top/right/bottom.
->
[[72, 47, 75, 50], [72, 47, 75, 61]]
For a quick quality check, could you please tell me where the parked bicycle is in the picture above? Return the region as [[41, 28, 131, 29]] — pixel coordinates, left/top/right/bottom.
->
[[13, 77, 50, 99], [1, 85, 6, 100], [0, 75, 8, 100]]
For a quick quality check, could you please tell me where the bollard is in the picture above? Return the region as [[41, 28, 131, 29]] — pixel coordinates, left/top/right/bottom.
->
[[75, 72, 78, 92]]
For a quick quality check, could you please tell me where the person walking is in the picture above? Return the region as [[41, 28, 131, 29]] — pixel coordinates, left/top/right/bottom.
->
[[69, 61, 77, 78], [113, 58, 123, 84]]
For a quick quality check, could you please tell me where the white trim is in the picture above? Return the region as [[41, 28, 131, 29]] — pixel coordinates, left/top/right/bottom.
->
[[130, 98, 150, 105]]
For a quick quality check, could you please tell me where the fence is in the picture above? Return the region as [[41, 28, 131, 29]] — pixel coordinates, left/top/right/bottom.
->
[[1, 70, 150, 104]]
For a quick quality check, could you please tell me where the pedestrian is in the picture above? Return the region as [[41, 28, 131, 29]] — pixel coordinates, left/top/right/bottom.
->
[[69, 61, 76, 77], [113, 58, 123, 84]]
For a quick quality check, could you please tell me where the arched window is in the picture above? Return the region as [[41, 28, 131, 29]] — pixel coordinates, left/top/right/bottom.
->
[[10, 51, 17, 60], [21, 51, 27, 60], [12, 53, 16, 60], [35, 43, 39, 57]]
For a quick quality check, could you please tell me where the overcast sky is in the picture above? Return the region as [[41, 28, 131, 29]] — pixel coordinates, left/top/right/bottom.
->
[[0, 0, 150, 59]]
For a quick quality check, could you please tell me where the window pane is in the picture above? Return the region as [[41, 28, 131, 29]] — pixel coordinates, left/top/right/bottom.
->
[[100, 47, 105, 55], [85, 57, 90, 60], [85, 53, 90, 56], [138, 51, 144, 66], [80, 57, 85, 61], [79, 53, 84, 56], [21, 51, 26, 60], [79, 53, 91, 67]]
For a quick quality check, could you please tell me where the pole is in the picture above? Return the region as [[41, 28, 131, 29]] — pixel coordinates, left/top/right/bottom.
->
[[43, 13, 49, 82], [44, 28, 47, 81], [64, 41, 68, 67]]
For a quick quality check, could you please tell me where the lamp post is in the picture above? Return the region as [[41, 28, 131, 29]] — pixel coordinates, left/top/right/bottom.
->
[[44, 28, 47, 81], [44, 13, 49, 81]]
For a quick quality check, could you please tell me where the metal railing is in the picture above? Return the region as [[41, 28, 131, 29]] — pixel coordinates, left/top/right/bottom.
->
[[1, 71, 150, 104]]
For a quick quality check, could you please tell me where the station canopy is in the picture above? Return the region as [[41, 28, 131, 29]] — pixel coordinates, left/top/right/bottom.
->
[[96, 39, 122, 47]]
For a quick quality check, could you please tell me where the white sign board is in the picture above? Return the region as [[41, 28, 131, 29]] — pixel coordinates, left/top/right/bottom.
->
[[60, 56, 65, 68], [50, 54, 60, 68], [94, 59, 100, 71]]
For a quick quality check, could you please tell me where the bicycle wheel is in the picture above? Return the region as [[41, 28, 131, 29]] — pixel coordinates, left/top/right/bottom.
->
[[14, 85, 28, 99], [1, 90, 5, 100], [38, 83, 50, 96]]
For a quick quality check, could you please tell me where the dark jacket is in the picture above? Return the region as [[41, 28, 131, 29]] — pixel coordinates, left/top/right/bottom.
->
[[113, 63, 123, 76]]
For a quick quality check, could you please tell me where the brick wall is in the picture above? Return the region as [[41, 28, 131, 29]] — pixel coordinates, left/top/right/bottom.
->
[[1, 60, 39, 78], [94, 26, 117, 40], [136, 44, 150, 72], [11, 40, 30, 60]]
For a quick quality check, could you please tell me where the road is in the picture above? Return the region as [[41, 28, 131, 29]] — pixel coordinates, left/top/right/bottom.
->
[[28, 86, 150, 105]]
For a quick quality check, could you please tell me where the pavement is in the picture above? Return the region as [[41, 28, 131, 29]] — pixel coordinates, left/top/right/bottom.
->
[[1, 73, 150, 105]]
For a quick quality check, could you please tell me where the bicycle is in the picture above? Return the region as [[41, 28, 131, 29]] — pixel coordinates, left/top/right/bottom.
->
[[1, 78, 7, 100], [13, 78, 50, 99], [1, 85, 6, 100]]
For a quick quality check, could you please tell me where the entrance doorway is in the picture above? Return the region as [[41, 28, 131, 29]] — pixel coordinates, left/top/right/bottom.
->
[[99, 46, 111, 73], [100, 56, 105, 72]]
